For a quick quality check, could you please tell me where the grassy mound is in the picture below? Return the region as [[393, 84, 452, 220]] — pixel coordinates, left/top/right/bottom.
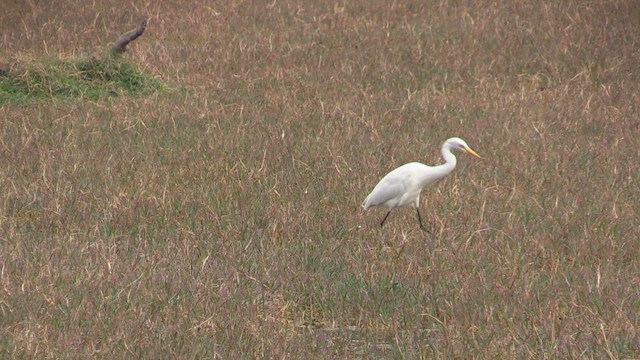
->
[[0, 55, 165, 103]]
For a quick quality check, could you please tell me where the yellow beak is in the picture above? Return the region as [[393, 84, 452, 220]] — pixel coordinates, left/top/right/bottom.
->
[[464, 145, 482, 159]]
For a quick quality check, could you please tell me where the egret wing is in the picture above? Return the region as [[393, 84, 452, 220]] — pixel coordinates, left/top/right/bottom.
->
[[362, 169, 410, 209]]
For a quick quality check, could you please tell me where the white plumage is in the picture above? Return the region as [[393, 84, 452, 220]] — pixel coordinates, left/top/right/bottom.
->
[[362, 137, 481, 231]]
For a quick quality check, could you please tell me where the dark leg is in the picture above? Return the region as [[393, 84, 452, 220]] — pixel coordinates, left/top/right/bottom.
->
[[380, 210, 392, 227], [416, 207, 431, 233]]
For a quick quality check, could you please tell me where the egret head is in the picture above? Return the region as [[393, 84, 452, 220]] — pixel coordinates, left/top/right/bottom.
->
[[445, 137, 482, 159]]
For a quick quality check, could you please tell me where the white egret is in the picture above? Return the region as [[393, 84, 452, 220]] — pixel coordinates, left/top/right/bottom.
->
[[362, 137, 481, 231]]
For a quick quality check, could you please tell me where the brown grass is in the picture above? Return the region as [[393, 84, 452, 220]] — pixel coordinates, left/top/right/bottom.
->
[[1, 0, 639, 358]]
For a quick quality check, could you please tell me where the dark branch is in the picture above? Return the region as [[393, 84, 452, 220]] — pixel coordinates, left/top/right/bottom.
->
[[111, 17, 148, 55]]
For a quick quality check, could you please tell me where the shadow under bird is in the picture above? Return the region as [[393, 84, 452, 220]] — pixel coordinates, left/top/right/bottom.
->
[[362, 137, 482, 231]]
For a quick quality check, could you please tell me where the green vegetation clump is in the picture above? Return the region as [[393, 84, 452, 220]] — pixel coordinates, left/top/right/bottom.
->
[[0, 55, 164, 103]]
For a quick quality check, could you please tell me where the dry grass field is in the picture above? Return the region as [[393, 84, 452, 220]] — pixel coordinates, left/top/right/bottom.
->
[[1, 0, 639, 358]]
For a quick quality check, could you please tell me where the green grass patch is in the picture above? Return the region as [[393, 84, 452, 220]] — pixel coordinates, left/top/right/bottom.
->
[[0, 55, 166, 103]]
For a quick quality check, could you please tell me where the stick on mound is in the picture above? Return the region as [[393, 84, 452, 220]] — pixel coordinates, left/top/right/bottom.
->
[[112, 17, 148, 55]]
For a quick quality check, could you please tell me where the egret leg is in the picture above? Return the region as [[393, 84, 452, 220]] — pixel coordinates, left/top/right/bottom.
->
[[416, 207, 431, 233], [380, 210, 392, 227]]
